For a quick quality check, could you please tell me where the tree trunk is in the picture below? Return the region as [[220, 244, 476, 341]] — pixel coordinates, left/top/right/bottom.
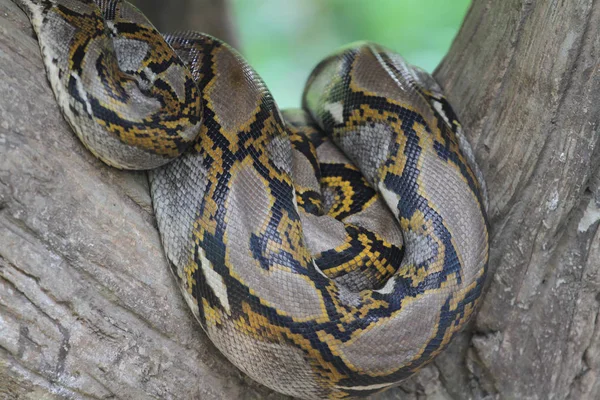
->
[[0, 0, 598, 399]]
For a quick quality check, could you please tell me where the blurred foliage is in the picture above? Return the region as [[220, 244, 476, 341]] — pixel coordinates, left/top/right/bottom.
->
[[230, 0, 471, 108]]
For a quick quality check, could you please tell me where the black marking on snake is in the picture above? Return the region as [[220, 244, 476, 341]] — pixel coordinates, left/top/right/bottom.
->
[[152, 78, 182, 107], [67, 75, 89, 115], [296, 189, 323, 215], [193, 234, 227, 327], [320, 163, 376, 219], [97, 0, 118, 21], [432, 135, 485, 212], [431, 121, 487, 215], [87, 95, 198, 153], [317, 224, 404, 282], [113, 21, 150, 35], [290, 132, 321, 180], [94, 53, 129, 102]]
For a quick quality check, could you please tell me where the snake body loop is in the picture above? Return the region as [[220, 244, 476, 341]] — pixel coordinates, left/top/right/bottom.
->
[[15, 0, 490, 398]]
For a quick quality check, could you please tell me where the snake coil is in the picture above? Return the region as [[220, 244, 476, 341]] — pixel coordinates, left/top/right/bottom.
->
[[14, 0, 489, 398]]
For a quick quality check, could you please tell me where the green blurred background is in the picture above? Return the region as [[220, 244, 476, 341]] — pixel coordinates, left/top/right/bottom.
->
[[231, 0, 471, 108]]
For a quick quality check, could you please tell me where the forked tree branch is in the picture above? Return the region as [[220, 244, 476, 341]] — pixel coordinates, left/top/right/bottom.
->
[[1, 0, 599, 399]]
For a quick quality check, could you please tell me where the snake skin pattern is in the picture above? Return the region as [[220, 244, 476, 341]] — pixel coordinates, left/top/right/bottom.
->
[[14, 0, 490, 398]]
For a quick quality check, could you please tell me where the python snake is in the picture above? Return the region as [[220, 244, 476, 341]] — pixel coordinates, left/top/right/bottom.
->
[[13, 0, 490, 398]]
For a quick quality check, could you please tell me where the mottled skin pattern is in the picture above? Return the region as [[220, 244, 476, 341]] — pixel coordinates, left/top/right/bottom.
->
[[14, 0, 490, 398]]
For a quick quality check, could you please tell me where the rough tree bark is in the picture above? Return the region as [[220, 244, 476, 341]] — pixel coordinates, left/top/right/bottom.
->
[[0, 0, 598, 399]]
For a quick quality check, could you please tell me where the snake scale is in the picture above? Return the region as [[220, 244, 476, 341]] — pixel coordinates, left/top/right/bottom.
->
[[13, 0, 490, 398]]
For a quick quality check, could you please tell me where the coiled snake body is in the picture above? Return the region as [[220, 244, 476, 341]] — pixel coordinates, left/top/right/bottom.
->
[[14, 0, 490, 398]]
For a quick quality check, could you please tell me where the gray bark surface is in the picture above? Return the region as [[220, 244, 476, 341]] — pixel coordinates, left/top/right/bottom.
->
[[1, 0, 599, 399]]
